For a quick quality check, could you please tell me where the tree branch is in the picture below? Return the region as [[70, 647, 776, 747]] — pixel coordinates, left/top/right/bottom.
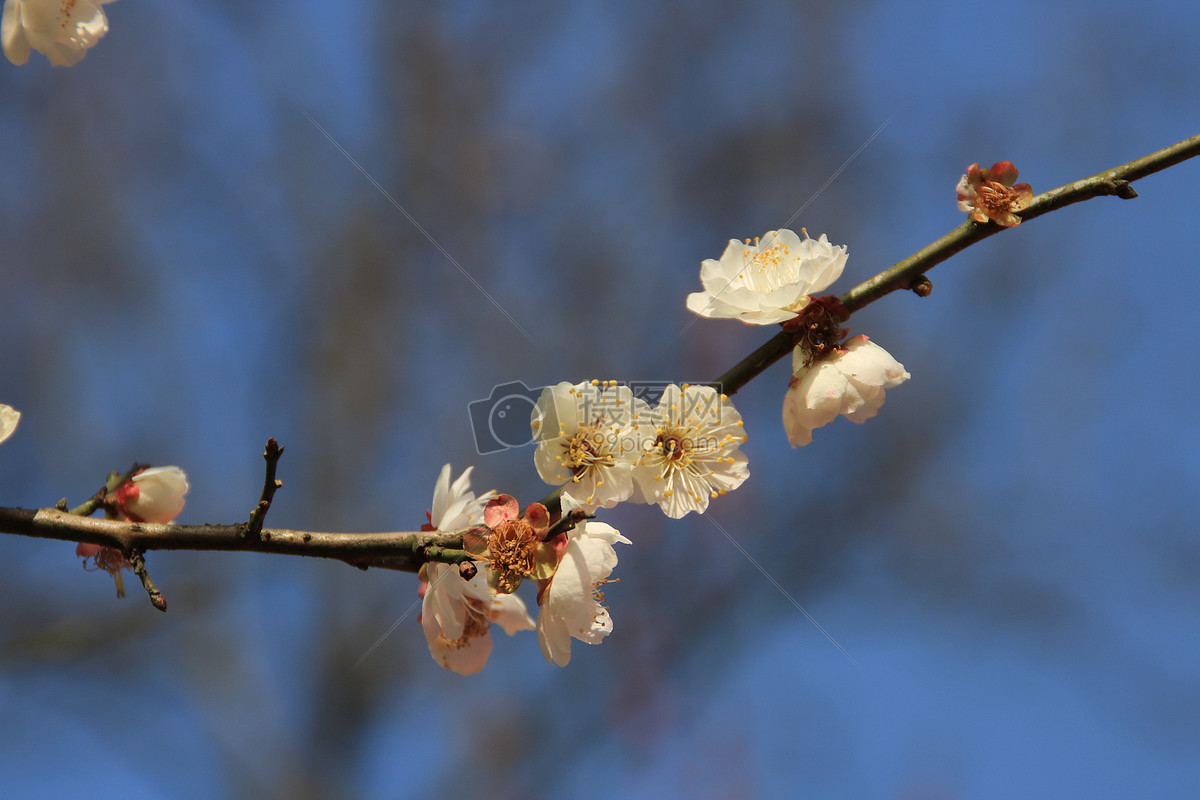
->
[[2, 134, 1197, 593], [713, 132, 1200, 396], [0, 505, 479, 574]]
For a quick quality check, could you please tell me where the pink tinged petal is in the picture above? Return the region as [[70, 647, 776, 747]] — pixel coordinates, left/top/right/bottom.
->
[[483, 494, 520, 527], [955, 174, 976, 211], [965, 163, 984, 186], [2, 0, 31, 65], [115, 466, 188, 523], [523, 502, 550, 538], [989, 161, 1020, 186], [1011, 183, 1033, 209], [76, 542, 103, 558]]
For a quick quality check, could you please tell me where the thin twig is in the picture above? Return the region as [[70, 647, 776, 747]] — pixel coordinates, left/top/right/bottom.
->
[[245, 438, 284, 540], [711, 132, 1200, 395], [127, 549, 167, 612]]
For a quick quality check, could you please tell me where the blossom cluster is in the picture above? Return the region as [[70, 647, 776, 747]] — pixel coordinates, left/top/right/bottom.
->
[[0, 26, 1022, 672], [531, 380, 749, 519], [421, 375, 751, 672], [418, 465, 627, 672], [686, 227, 910, 446]]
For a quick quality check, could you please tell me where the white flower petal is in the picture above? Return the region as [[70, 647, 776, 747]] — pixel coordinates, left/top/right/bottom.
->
[[839, 336, 910, 387], [3, 0, 111, 66], [686, 229, 849, 325], [783, 339, 909, 446], [536, 519, 629, 667], [491, 592, 536, 636], [2, 0, 31, 65], [0, 404, 19, 444], [426, 623, 493, 675], [120, 466, 189, 523], [429, 463, 491, 531], [632, 385, 749, 517], [532, 381, 650, 511]]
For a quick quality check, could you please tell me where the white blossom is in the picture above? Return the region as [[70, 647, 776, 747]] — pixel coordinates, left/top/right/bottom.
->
[[419, 464, 533, 675], [531, 380, 652, 511], [537, 516, 630, 667], [2, 0, 114, 67], [782, 335, 910, 447], [428, 463, 493, 531], [685, 229, 848, 325], [632, 384, 749, 518], [0, 404, 19, 445], [421, 561, 534, 675], [112, 466, 189, 523]]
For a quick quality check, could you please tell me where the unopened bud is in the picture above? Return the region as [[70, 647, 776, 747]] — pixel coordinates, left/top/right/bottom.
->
[[910, 276, 932, 297]]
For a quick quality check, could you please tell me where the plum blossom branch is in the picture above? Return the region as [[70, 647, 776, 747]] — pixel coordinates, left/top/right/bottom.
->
[[0, 504, 479, 573], [0, 133, 1196, 620], [0, 437, 483, 579], [711, 132, 1200, 397]]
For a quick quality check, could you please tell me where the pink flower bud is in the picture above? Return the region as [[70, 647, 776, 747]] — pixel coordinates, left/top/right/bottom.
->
[[111, 466, 189, 523]]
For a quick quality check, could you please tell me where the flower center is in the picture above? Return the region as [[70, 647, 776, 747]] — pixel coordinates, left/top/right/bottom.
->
[[487, 521, 537, 594], [784, 295, 850, 366], [741, 236, 797, 294], [659, 431, 691, 462], [977, 180, 1022, 217], [562, 425, 613, 474]]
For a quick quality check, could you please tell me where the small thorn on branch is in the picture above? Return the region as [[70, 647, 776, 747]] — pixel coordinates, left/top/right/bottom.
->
[[245, 438, 284, 540], [128, 550, 167, 612]]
